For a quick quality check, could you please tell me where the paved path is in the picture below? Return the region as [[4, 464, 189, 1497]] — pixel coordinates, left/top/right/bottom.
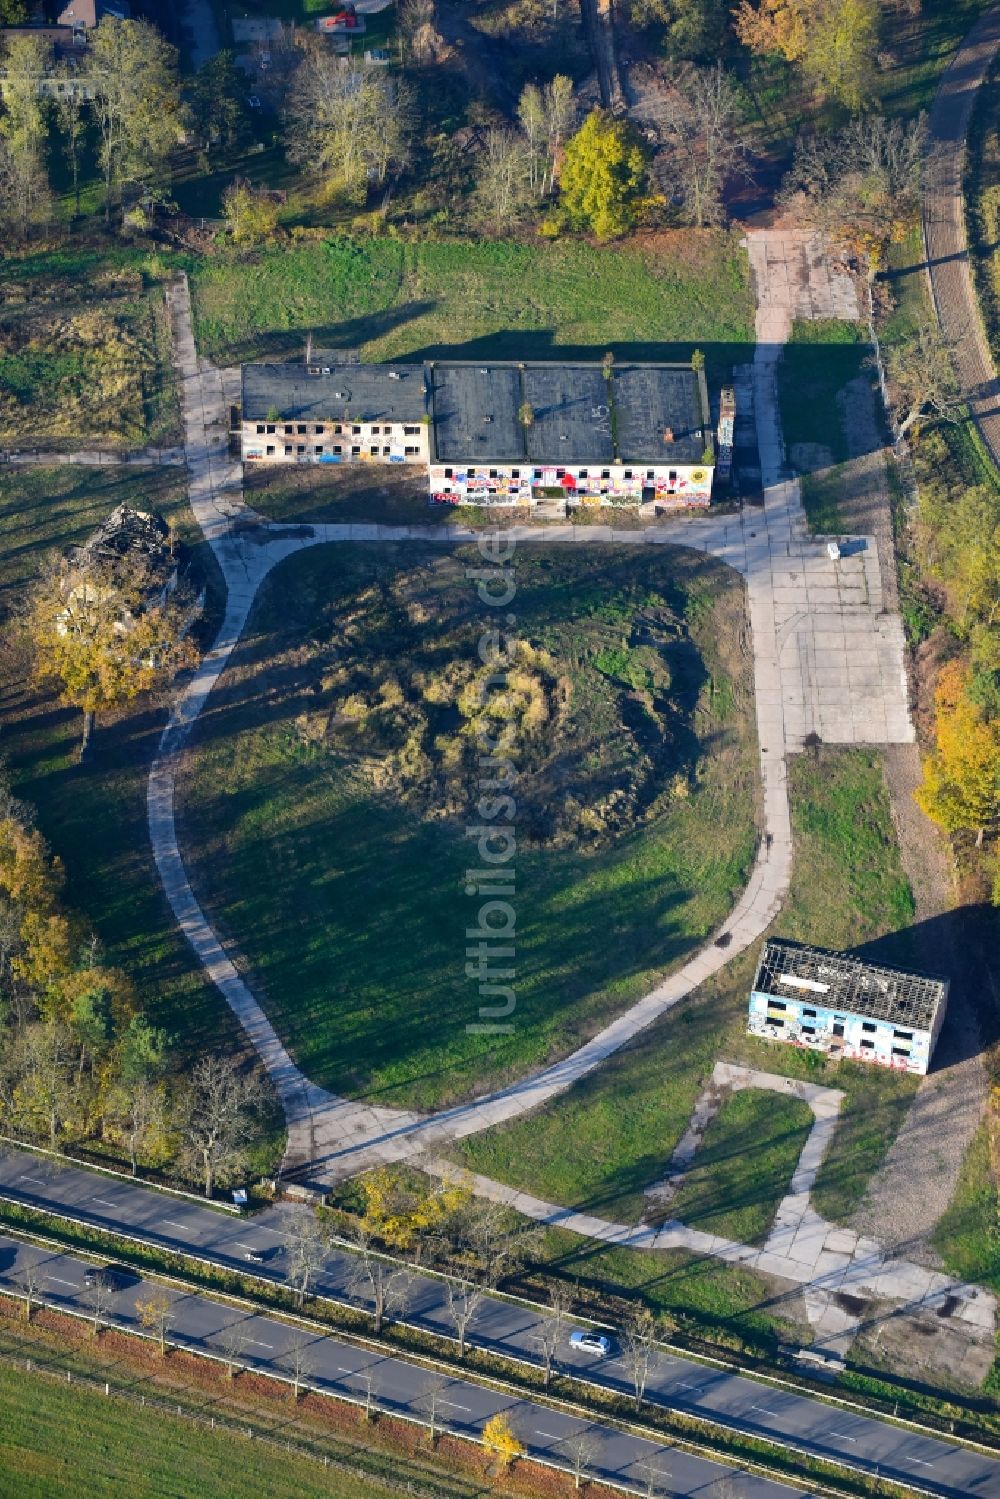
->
[[2, 446, 186, 467], [923, 1, 1000, 470]]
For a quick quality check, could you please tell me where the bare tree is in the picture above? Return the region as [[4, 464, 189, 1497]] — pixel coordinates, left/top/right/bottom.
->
[[135, 1286, 173, 1356], [619, 1306, 658, 1412], [281, 1335, 315, 1401], [398, 0, 441, 63], [417, 1373, 449, 1446], [781, 111, 926, 267], [652, 64, 752, 228], [444, 1275, 487, 1358], [517, 77, 574, 199], [178, 1055, 264, 1200], [533, 1282, 573, 1388], [343, 1220, 412, 1335], [284, 1205, 329, 1308], [475, 129, 531, 234], [561, 1429, 601, 1490], [15, 1252, 43, 1323], [216, 1320, 247, 1380], [637, 1459, 672, 1498], [286, 56, 412, 201], [886, 321, 963, 438], [84, 1271, 114, 1338], [105, 1076, 166, 1177]]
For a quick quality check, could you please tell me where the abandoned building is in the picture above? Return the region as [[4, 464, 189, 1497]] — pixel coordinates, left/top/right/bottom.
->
[[747, 938, 949, 1076], [58, 504, 202, 635], [240, 358, 715, 510]]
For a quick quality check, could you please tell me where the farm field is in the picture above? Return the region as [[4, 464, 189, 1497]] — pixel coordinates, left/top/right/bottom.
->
[[189, 232, 755, 370], [455, 748, 919, 1229], [0, 1358, 401, 1499], [177, 543, 759, 1111]]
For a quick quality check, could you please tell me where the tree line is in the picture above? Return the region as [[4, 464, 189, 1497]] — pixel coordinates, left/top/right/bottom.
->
[[0, 768, 269, 1194]]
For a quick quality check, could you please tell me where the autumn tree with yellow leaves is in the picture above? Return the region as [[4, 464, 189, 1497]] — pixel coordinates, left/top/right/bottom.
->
[[26, 549, 198, 759], [916, 661, 1000, 849], [357, 1165, 472, 1250], [735, 0, 878, 109], [481, 1412, 525, 1473]]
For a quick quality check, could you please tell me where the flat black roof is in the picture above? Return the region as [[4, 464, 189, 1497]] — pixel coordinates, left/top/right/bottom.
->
[[524, 365, 613, 465], [242, 364, 428, 424], [430, 364, 523, 463], [615, 365, 704, 464], [428, 361, 705, 466], [753, 939, 948, 1032]]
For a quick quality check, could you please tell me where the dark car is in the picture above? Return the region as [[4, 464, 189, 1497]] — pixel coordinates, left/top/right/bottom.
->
[[83, 1263, 139, 1292]]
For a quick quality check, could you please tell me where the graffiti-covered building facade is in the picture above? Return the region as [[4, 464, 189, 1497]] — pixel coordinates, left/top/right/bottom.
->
[[240, 358, 715, 510], [427, 361, 713, 509], [748, 939, 948, 1077]]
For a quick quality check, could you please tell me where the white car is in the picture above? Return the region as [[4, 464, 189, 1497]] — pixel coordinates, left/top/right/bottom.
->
[[568, 1328, 613, 1357]]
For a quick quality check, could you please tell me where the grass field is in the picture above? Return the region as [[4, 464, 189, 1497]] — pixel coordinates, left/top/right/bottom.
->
[[0, 257, 180, 450], [178, 543, 758, 1111], [932, 1125, 1000, 1294], [190, 232, 755, 370], [0, 1359, 402, 1499], [0, 466, 283, 1177], [668, 1088, 814, 1245], [456, 748, 918, 1230]]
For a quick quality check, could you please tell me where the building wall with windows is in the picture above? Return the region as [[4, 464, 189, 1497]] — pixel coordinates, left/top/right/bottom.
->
[[241, 415, 429, 466], [746, 939, 948, 1077]]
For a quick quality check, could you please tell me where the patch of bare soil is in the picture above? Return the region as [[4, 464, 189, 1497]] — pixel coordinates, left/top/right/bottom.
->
[[851, 1300, 996, 1393]]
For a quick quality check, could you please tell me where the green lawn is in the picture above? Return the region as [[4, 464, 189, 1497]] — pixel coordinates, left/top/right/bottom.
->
[[178, 543, 759, 1111], [0, 1360, 405, 1499], [933, 1124, 1000, 1294], [190, 233, 755, 370], [0, 467, 283, 1177], [669, 1088, 814, 1245], [456, 748, 918, 1228]]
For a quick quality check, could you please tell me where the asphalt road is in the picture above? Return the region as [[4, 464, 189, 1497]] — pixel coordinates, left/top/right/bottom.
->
[[1, 1148, 998, 1497], [0, 1229, 796, 1498]]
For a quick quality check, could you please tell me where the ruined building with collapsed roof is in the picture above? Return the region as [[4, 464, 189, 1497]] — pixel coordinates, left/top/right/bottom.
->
[[748, 939, 949, 1076]]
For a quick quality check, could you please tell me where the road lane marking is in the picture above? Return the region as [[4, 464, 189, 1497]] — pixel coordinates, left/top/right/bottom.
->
[[46, 1275, 78, 1288], [829, 1432, 858, 1442], [673, 1381, 705, 1392], [439, 1400, 471, 1411], [907, 1457, 935, 1468], [161, 1220, 190, 1232], [748, 1405, 783, 1418], [19, 1175, 46, 1186], [244, 1338, 273, 1350], [91, 1198, 116, 1208], [535, 1431, 563, 1441]]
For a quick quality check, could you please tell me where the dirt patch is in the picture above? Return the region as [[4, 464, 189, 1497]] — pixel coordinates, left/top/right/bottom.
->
[[851, 1303, 996, 1393]]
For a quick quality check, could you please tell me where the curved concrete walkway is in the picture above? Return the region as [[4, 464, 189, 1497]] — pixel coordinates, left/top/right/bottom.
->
[[923, 1, 1000, 469], [155, 254, 910, 1183]]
